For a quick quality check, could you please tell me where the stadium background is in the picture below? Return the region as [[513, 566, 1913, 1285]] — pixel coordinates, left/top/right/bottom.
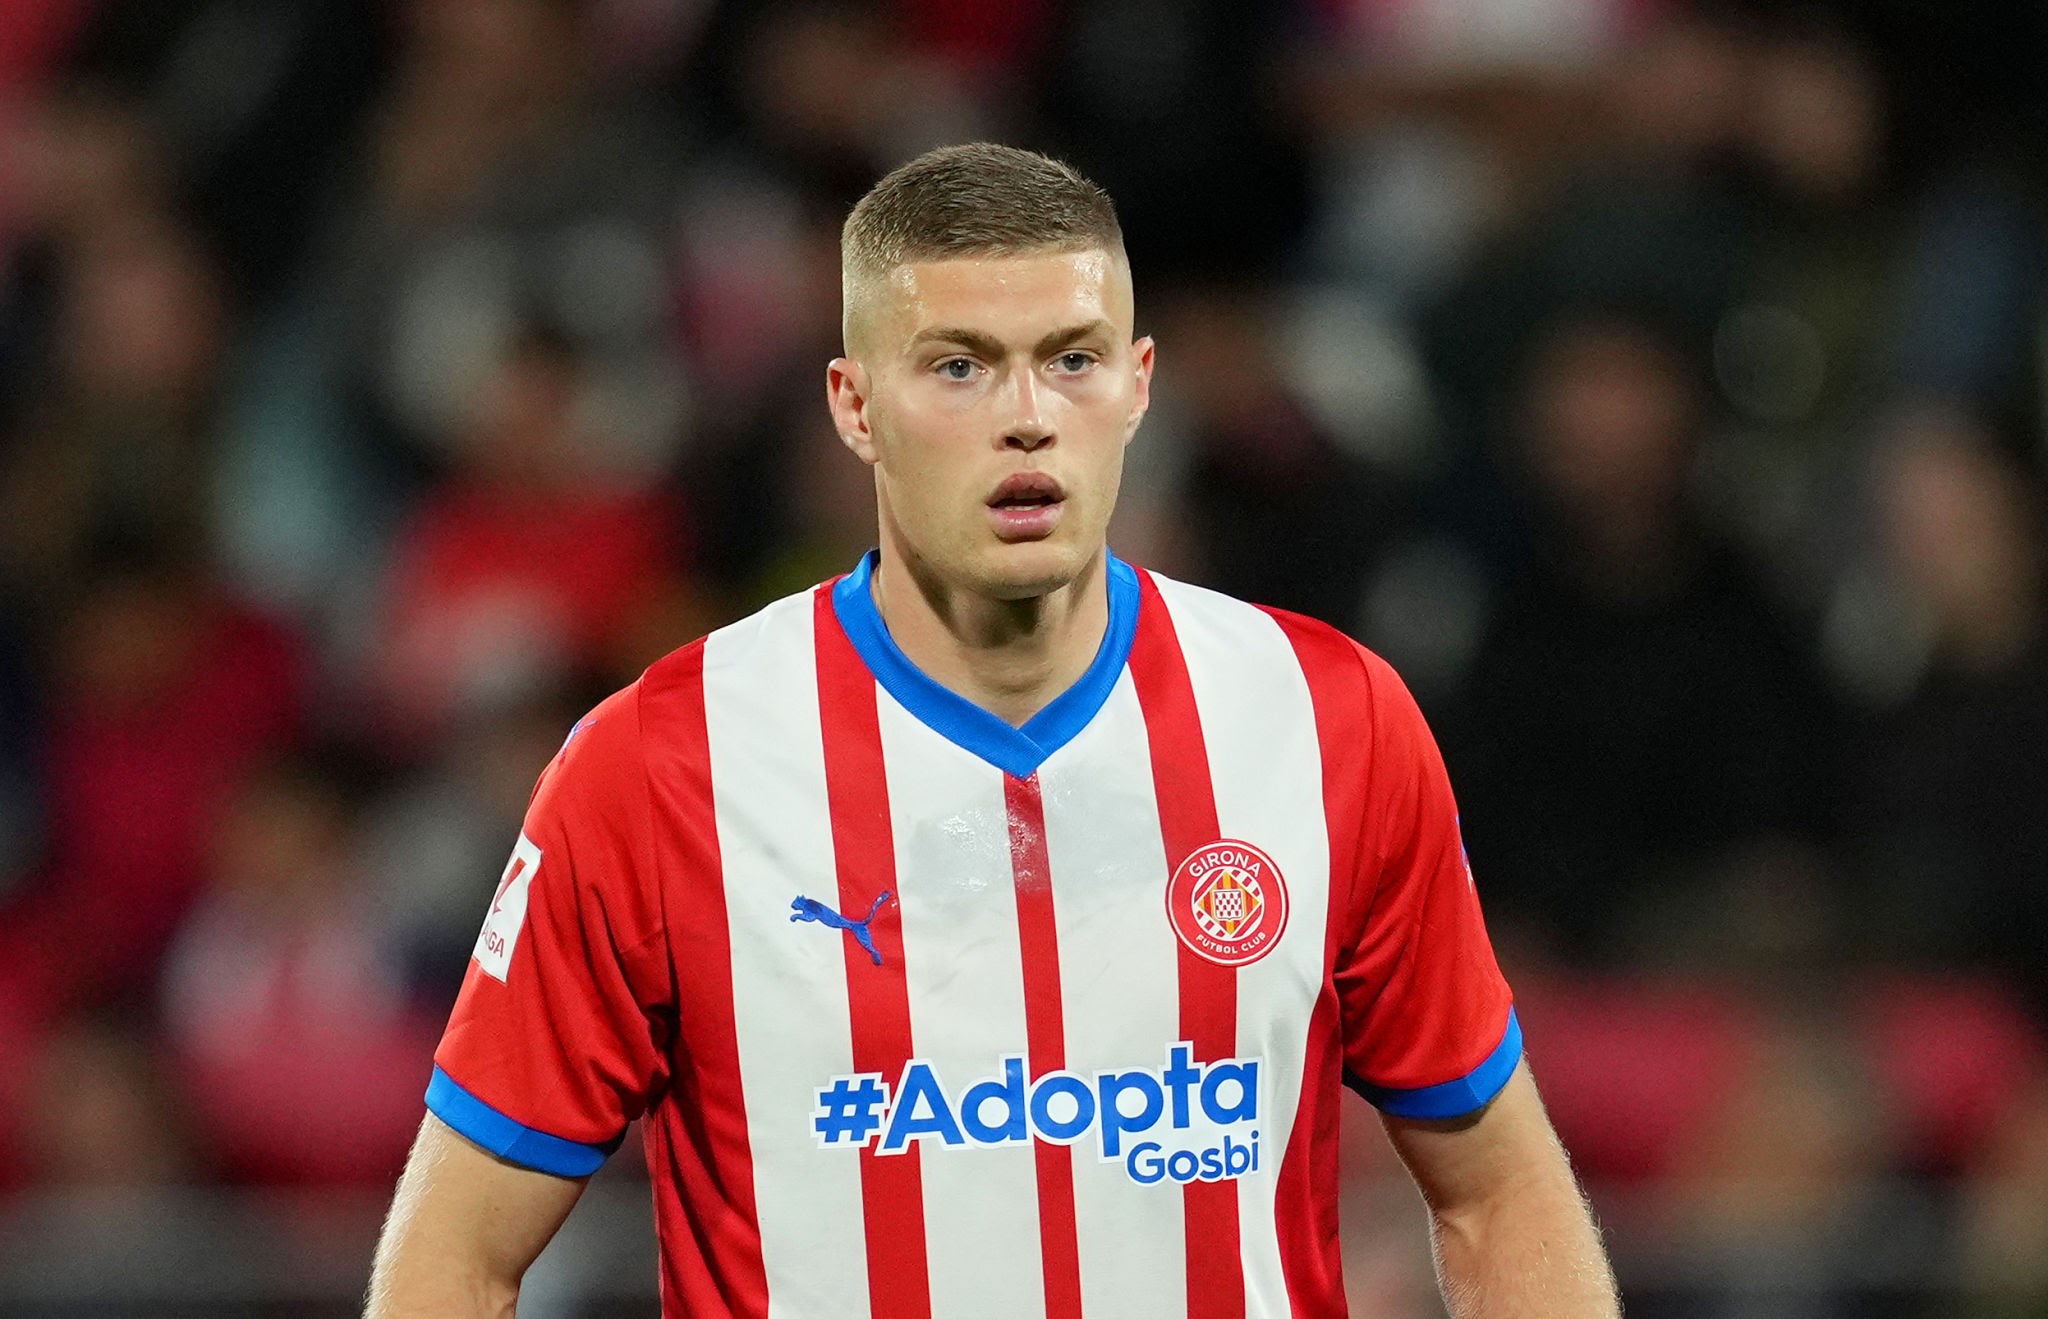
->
[[1, 0, 2045, 1313]]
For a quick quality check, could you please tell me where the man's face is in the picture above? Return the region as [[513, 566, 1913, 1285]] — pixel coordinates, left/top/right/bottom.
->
[[829, 248, 1154, 600]]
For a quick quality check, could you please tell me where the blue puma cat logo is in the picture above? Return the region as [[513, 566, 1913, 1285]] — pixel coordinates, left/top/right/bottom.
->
[[790, 890, 892, 967]]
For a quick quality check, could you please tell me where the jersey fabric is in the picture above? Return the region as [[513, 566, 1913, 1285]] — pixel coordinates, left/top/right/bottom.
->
[[429, 553, 1520, 1319]]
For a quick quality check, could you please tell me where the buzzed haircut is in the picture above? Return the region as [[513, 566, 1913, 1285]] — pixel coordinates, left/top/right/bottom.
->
[[842, 142, 1124, 286]]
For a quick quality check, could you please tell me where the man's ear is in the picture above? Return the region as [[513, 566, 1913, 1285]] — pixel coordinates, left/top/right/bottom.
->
[[1124, 336, 1156, 444], [828, 358, 879, 465]]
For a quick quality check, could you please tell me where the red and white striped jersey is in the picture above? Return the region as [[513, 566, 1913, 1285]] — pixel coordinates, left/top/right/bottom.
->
[[430, 553, 1520, 1319]]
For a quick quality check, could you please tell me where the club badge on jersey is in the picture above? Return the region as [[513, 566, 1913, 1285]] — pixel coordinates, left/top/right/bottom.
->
[[1165, 839, 1289, 967]]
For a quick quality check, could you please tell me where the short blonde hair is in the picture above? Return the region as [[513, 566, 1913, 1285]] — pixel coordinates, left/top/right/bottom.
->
[[842, 143, 1124, 290]]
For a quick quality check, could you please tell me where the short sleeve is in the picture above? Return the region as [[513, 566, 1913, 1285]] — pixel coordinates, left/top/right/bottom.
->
[[428, 684, 672, 1175], [1337, 648, 1520, 1120]]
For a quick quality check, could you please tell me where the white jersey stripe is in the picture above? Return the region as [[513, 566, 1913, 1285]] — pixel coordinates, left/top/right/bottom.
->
[[875, 691, 1050, 1319], [704, 596, 871, 1319], [1152, 577, 1332, 1319], [1038, 670, 1191, 1319]]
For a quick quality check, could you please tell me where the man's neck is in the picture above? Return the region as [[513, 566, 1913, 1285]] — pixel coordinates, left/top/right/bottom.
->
[[869, 548, 1110, 728]]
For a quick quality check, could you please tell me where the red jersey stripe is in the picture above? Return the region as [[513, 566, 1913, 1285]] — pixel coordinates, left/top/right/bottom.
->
[[1263, 609, 1375, 1317], [813, 587, 932, 1319], [1006, 772, 1084, 1319], [642, 641, 772, 1317], [1129, 571, 1245, 1319]]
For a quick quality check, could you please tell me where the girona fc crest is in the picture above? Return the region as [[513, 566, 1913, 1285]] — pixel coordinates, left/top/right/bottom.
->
[[1166, 840, 1289, 967]]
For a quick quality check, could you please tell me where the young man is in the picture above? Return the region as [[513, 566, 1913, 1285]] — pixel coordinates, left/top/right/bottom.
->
[[367, 144, 1620, 1318]]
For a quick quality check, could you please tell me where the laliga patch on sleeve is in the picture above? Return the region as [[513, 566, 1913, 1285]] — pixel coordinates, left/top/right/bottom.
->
[[474, 833, 543, 982]]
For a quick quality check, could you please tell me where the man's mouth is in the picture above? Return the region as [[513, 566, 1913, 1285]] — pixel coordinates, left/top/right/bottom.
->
[[986, 473, 1066, 540], [987, 472, 1065, 509]]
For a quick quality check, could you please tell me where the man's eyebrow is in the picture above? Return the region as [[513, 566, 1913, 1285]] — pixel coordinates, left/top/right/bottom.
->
[[908, 320, 1117, 359], [908, 326, 1006, 359], [1033, 320, 1115, 357]]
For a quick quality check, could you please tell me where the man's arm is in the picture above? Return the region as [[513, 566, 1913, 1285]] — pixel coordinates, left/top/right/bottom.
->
[[1381, 1060, 1620, 1318], [364, 1113, 587, 1319]]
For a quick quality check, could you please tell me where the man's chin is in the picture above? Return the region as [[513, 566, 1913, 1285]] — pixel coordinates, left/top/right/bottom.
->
[[969, 539, 1094, 601]]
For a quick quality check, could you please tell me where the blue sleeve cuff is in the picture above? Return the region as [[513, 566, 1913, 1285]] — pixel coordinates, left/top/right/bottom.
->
[[425, 1066, 615, 1177], [1356, 1007, 1524, 1120]]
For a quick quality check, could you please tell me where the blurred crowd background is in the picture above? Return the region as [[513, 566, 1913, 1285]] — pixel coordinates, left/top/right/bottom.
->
[[1, 0, 2046, 1314]]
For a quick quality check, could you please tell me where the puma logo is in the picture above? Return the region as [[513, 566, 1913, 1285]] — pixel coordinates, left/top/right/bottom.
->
[[791, 891, 892, 967]]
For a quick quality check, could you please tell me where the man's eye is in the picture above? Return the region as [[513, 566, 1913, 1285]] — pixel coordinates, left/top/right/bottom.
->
[[937, 358, 977, 380], [1055, 351, 1095, 372]]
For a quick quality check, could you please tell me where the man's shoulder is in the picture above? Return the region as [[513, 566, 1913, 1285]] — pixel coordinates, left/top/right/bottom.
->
[[641, 579, 828, 697], [1135, 565, 1391, 702], [624, 575, 840, 728], [535, 582, 833, 818]]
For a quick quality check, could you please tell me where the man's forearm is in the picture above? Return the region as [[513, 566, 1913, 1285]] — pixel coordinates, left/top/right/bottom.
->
[[1383, 1064, 1621, 1318], [364, 1253, 518, 1319], [365, 1147, 523, 1319], [1428, 1163, 1619, 1318], [363, 1115, 582, 1319]]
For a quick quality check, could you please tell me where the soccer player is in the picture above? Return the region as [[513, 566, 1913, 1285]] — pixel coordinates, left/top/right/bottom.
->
[[366, 143, 1620, 1318]]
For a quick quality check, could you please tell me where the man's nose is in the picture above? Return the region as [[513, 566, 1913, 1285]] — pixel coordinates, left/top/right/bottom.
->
[[1001, 370, 1054, 451]]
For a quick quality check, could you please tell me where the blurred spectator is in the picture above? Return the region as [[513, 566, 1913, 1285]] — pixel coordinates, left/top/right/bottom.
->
[[1446, 312, 1826, 961], [1858, 972, 2046, 1177], [1416, 6, 1755, 451], [673, 197, 868, 603], [1291, 0, 1669, 312], [160, 751, 439, 1186], [316, 0, 688, 486], [1838, 415, 2048, 1010], [1657, 1002, 1918, 1318], [1, 84, 124, 442], [1158, 284, 1410, 624], [717, 0, 997, 199], [366, 326, 686, 749], [732, 403, 897, 608], [0, 207, 226, 608], [667, 0, 1021, 607], [672, 173, 843, 438], [54, 0, 387, 304], [1958, 1076, 2048, 1315], [1515, 970, 1762, 1186], [13, 1013, 196, 1191], [1699, 18, 1900, 602], [0, 74, 155, 282], [1036, 0, 1310, 282], [0, 545, 303, 1031], [360, 689, 589, 1001]]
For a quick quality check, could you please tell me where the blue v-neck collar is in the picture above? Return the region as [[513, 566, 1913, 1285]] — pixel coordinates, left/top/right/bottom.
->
[[830, 551, 1140, 780]]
